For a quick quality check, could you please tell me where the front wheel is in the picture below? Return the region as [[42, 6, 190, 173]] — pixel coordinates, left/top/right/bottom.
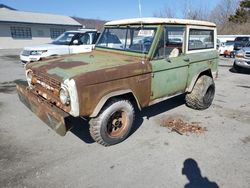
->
[[186, 75, 215, 110], [233, 61, 243, 73], [89, 99, 135, 146]]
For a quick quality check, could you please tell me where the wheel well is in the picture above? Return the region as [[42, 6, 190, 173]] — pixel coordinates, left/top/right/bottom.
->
[[186, 69, 212, 93], [90, 92, 141, 118], [106, 92, 140, 111], [197, 69, 212, 79]]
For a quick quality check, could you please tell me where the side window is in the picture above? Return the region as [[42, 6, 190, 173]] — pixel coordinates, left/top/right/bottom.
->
[[188, 29, 214, 51], [79, 33, 90, 44], [154, 26, 184, 59]]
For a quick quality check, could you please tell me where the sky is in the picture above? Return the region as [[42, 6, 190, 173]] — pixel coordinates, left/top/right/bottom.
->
[[0, 0, 220, 21]]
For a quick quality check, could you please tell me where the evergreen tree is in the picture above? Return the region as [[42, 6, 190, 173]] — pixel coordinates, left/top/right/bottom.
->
[[229, 0, 250, 23]]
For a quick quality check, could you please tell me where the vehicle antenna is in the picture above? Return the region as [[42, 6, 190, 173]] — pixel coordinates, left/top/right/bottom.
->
[[138, 0, 145, 64], [138, 0, 142, 19]]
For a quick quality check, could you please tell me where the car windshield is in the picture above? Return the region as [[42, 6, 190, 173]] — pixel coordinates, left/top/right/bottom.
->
[[96, 26, 157, 54], [225, 41, 234, 45], [52, 32, 77, 45]]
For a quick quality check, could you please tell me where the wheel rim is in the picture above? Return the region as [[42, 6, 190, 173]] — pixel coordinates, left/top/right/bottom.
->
[[204, 85, 215, 105], [107, 110, 129, 138]]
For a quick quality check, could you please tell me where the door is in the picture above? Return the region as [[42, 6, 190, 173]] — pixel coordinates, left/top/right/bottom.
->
[[150, 26, 189, 100], [69, 33, 94, 54]]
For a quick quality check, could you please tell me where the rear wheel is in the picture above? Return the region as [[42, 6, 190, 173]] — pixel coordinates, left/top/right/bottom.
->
[[89, 99, 135, 146], [186, 75, 215, 110]]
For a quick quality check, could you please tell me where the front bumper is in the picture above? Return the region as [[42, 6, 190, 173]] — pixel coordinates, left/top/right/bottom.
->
[[16, 81, 71, 136], [20, 54, 41, 63], [235, 59, 250, 69]]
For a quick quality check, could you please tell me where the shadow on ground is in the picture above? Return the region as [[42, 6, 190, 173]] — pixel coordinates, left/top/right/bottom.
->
[[69, 94, 185, 144], [69, 117, 95, 144], [0, 79, 24, 94], [182, 158, 219, 188], [229, 67, 250, 74]]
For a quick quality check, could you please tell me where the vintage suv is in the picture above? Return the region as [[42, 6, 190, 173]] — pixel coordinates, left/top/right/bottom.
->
[[16, 18, 218, 146]]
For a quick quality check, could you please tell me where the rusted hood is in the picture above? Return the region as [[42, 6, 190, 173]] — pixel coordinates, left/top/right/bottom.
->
[[26, 50, 151, 85]]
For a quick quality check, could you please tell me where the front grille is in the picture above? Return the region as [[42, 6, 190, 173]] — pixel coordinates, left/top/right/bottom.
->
[[34, 72, 61, 91], [245, 52, 250, 58], [31, 71, 71, 113], [22, 50, 30, 56]]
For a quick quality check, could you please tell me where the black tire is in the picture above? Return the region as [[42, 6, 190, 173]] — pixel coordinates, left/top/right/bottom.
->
[[233, 61, 242, 73], [89, 99, 135, 146], [186, 75, 215, 110]]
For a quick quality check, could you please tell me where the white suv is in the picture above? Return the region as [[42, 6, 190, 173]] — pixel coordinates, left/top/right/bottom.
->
[[20, 29, 100, 64]]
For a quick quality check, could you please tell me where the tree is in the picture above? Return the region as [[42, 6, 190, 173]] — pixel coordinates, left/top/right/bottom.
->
[[209, 0, 239, 25], [229, 0, 250, 23], [184, 7, 208, 20]]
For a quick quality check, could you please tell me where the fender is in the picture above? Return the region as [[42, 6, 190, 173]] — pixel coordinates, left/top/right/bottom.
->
[[90, 89, 141, 118], [185, 69, 212, 93]]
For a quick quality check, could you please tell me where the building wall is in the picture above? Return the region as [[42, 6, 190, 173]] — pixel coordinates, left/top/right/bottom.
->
[[0, 22, 80, 49]]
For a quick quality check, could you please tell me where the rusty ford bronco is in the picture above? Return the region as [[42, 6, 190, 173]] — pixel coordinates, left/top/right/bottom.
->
[[16, 18, 218, 146]]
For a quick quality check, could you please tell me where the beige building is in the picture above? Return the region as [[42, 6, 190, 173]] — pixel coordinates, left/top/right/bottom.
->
[[0, 4, 82, 49]]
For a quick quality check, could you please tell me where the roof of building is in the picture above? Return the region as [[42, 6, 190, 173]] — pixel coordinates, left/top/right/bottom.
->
[[0, 4, 16, 10], [105, 17, 216, 27], [0, 6, 81, 26]]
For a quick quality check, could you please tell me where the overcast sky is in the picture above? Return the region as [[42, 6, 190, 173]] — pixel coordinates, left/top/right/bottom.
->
[[0, 0, 220, 20]]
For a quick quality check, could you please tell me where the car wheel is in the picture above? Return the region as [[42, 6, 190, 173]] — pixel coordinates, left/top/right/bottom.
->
[[233, 61, 243, 73], [89, 99, 135, 146], [186, 75, 215, 110]]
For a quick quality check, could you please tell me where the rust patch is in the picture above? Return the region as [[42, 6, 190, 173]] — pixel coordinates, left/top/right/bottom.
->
[[47, 61, 88, 69], [74, 59, 151, 86], [16, 81, 70, 136], [75, 60, 152, 116], [31, 60, 87, 77], [161, 117, 207, 135]]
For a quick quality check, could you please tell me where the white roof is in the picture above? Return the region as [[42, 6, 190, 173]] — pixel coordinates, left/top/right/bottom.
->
[[66, 29, 97, 33], [105, 17, 216, 27], [0, 7, 81, 26]]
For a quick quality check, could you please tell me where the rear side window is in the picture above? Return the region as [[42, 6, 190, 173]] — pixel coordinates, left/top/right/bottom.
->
[[188, 29, 214, 51]]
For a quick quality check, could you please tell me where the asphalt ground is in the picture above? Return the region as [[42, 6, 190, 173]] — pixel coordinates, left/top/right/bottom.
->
[[0, 50, 249, 188]]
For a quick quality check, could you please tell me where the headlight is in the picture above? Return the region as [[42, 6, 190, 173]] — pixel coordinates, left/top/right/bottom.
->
[[26, 70, 33, 86], [59, 86, 70, 105], [235, 50, 245, 58], [30, 50, 47, 56]]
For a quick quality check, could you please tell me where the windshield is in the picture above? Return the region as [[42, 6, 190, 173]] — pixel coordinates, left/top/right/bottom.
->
[[96, 26, 157, 54], [52, 32, 77, 45], [225, 41, 234, 46]]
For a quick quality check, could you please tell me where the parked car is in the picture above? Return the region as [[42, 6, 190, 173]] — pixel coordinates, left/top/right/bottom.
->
[[233, 36, 250, 51], [20, 29, 100, 64], [233, 41, 250, 73], [16, 18, 218, 146], [218, 40, 234, 56]]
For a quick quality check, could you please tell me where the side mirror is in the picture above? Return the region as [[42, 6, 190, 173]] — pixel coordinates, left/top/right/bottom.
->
[[73, 39, 79, 45]]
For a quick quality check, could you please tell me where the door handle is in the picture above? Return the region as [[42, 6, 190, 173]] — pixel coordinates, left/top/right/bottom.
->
[[183, 57, 190, 62]]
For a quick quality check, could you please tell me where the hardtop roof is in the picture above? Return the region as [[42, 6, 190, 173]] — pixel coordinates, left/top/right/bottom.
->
[[105, 17, 216, 27]]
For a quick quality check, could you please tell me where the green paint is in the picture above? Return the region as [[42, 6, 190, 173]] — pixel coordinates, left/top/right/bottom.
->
[[150, 55, 189, 99], [31, 50, 139, 80]]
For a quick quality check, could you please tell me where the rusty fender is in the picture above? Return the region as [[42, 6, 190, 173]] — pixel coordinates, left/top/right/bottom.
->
[[74, 61, 152, 117]]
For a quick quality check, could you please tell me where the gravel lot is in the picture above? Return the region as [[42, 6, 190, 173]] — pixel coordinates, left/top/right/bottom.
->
[[0, 49, 249, 188]]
